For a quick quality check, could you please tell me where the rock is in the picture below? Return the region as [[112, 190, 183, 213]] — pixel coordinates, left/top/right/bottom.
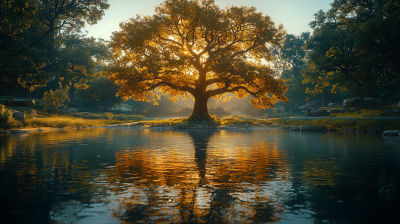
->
[[311, 109, 329, 116], [0, 130, 10, 134], [291, 125, 325, 131], [382, 130, 400, 136], [301, 110, 306, 115], [23, 108, 37, 115], [342, 97, 383, 107], [328, 109, 341, 114], [6, 99, 35, 108], [383, 109, 400, 115], [327, 103, 341, 108], [298, 100, 321, 111], [342, 97, 362, 107], [67, 107, 79, 113], [12, 111, 25, 123], [362, 97, 383, 105]]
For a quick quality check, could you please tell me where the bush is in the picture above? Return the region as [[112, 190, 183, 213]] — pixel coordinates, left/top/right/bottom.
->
[[103, 112, 113, 120], [42, 84, 70, 114], [0, 105, 14, 128]]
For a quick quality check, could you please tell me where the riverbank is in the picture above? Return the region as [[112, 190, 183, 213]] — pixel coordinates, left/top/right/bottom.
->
[[2, 116, 399, 137]]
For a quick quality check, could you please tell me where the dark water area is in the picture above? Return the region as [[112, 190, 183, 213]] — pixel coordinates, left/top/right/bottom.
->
[[0, 128, 399, 224]]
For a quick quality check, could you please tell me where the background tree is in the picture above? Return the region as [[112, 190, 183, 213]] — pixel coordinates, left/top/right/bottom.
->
[[303, 0, 400, 97], [108, 0, 288, 120], [0, 0, 109, 99], [78, 77, 122, 112], [56, 34, 111, 101]]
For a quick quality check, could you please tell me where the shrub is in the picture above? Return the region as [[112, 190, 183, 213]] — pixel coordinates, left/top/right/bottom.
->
[[42, 83, 70, 114], [0, 105, 14, 129], [103, 112, 113, 120]]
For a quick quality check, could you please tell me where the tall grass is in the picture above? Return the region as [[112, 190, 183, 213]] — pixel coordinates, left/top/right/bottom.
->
[[23, 115, 135, 128], [275, 117, 400, 131]]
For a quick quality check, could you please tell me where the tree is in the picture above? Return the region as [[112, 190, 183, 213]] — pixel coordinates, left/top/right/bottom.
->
[[0, 0, 110, 99], [108, 0, 288, 120], [303, 0, 400, 97], [78, 77, 122, 112], [56, 34, 111, 101]]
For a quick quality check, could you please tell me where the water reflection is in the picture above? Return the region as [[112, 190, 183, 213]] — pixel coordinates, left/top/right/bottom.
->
[[0, 129, 399, 223], [108, 130, 287, 223]]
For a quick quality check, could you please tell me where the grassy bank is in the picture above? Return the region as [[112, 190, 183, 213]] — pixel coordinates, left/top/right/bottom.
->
[[137, 117, 271, 127], [22, 115, 137, 129], [275, 117, 400, 131]]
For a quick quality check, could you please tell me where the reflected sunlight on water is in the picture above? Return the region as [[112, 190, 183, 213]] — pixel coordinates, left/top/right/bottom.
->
[[0, 128, 399, 224]]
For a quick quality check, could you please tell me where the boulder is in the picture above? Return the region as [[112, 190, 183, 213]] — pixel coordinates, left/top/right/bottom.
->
[[327, 103, 341, 108], [66, 107, 79, 113], [382, 130, 400, 136], [362, 97, 383, 105], [342, 97, 383, 107], [6, 99, 35, 108], [298, 100, 321, 111], [342, 97, 362, 107], [23, 108, 37, 115], [12, 111, 25, 123], [291, 125, 325, 131], [301, 110, 306, 115], [311, 109, 329, 116], [328, 109, 341, 114]]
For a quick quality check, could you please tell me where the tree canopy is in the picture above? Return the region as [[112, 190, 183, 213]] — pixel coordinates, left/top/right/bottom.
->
[[108, 0, 288, 120], [302, 0, 400, 96], [0, 0, 109, 99]]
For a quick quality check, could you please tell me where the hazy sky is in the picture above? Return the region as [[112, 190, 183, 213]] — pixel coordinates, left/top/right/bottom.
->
[[84, 0, 334, 41]]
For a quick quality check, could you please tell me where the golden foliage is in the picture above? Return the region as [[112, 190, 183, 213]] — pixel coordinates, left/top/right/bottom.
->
[[108, 0, 288, 113]]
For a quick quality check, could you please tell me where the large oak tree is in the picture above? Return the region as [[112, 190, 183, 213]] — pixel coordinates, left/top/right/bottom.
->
[[108, 0, 288, 120]]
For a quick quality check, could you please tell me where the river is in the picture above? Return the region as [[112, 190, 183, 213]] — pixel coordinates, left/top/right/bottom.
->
[[0, 128, 399, 223]]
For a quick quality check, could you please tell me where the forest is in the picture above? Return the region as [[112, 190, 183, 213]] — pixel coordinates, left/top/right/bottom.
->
[[1, 0, 399, 121]]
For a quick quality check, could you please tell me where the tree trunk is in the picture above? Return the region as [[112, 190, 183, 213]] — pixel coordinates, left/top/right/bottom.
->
[[69, 85, 75, 102], [8, 84, 18, 100], [188, 96, 211, 120]]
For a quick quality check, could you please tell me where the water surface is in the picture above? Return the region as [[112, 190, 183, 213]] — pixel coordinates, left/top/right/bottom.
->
[[0, 128, 399, 223]]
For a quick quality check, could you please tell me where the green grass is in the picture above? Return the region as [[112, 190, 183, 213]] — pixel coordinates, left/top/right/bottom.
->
[[275, 117, 400, 131], [23, 115, 137, 128]]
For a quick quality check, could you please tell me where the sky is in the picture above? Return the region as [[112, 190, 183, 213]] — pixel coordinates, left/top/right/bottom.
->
[[84, 0, 334, 41]]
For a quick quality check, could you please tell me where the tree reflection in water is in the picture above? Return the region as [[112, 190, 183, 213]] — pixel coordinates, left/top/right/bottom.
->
[[3, 129, 397, 223], [108, 130, 287, 223]]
